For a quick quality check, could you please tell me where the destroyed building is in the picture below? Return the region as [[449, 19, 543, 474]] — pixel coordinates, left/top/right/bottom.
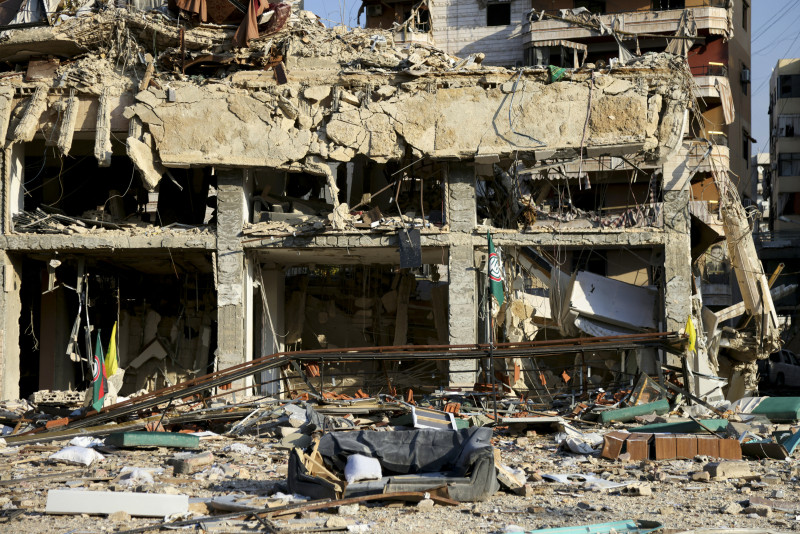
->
[[0, 0, 780, 412]]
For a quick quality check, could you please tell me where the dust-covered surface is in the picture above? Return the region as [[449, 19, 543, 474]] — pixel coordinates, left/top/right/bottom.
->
[[1, 396, 799, 534]]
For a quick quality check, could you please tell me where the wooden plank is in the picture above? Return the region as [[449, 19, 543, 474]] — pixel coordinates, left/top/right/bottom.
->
[[718, 438, 742, 460], [696, 436, 719, 458], [675, 435, 698, 459], [626, 436, 650, 461], [600, 431, 628, 460], [654, 435, 677, 460]]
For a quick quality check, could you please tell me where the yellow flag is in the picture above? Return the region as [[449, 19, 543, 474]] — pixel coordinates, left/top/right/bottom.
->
[[105, 321, 118, 376], [685, 315, 696, 353]]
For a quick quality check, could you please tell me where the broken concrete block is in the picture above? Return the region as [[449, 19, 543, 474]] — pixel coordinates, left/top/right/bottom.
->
[[127, 136, 165, 191], [742, 504, 772, 517], [169, 451, 214, 475], [326, 516, 349, 528], [338, 503, 359, 515], [12, 85, 48, 142], [107, 510, 131, 522], [720, 502, 743, 515], [46, 490, 188, 517], [620, 483, 652, 496], [304, 86, 331, 102], [416, 498, 435, 512], [94, 87, 113, 167], [703, 461, 752, 480], [690, 471, 710, 482]]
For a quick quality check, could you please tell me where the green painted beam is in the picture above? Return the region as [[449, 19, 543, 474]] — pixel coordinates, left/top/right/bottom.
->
[[599, 399, 670, 425]]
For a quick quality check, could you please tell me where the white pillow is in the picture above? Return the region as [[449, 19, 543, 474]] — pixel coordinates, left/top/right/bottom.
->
[[344, 454, 382, 484]]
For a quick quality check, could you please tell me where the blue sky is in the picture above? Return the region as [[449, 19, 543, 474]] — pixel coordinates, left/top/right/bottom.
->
[[751, 1, 799, 156], [302, 0, 360, 26], [303, 0, 788, 156]]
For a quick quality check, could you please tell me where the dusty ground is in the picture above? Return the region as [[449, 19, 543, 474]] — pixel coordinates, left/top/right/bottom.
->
[[2, 429, 799, 534]]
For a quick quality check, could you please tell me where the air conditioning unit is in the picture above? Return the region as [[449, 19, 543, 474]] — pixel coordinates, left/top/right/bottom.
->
[[741, 68, 751, 84], [366, 4, 383, 17]]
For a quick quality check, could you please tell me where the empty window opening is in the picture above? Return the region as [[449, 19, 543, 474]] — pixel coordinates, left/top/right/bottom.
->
[[17, 253, 215, 399], [15, 140, 214, 232], [487, 3, 511, 26]]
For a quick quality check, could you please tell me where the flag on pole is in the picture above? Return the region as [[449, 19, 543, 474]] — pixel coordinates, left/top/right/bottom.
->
[[487, 231, 504, 306], [91, 329, 108, 412], [105, 321, 118, 376]]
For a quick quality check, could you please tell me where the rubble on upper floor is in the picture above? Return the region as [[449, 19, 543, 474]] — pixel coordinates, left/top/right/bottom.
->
[[0, 3, 695, 237]]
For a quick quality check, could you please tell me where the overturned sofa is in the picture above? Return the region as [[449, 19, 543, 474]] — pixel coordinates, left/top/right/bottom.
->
[[288, 427, 499, 502]]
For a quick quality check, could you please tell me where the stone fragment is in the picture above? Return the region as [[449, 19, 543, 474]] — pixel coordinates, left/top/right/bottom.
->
[[326, 516, 349, 528], [168, 451, 214, 475], [720, 502, 743, 515], [416, 499, 435, 512], [338, 504, 359, 515], [304, 86, 331, 102], [743, 504, 772, 517], [107, 511, 132, 522], [690, 471, 710, 482]]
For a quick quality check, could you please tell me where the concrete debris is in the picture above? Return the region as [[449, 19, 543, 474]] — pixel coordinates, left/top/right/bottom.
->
[[0, 0, 786, 531]]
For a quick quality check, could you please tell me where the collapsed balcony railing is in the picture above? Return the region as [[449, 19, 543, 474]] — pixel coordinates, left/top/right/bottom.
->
[[6, 332, 683, 445]]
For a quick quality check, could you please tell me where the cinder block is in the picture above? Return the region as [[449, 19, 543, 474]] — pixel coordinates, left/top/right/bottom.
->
[[168, 451, 214, 475], [704, 461, 752, 480]]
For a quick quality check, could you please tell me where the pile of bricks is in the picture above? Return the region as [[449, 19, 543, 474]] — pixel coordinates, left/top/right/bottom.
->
[[601, 431, 742, 461]]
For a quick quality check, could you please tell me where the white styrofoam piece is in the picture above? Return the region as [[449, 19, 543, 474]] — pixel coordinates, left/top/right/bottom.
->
[[569, 270, 657, 330], [46, 489, 188, 517]]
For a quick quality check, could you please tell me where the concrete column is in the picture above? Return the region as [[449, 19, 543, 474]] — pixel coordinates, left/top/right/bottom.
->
[[0, 252, 21, 400], [662, 159, 692, 333], [216, 169, 249, 394], [447, 163, 477, 386], [661, 156, 696, 392]]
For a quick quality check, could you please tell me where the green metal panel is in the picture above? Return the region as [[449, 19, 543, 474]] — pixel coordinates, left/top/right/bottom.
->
[[751, 397, 800, 422]]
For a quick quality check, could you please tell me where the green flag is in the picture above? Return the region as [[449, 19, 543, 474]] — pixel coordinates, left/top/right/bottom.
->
[[487, 231, 504, 306], [91, 329, 108, 412]]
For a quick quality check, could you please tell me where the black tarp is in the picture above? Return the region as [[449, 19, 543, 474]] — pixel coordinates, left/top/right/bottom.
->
[[288, 427, 499, 502]]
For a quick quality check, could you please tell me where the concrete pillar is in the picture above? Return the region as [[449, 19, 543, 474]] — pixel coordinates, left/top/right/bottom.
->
[[0, 252, 21, 400], [447, 163, 477, 386], [216, 169, 249, 394], [662, 157, 692, 333]]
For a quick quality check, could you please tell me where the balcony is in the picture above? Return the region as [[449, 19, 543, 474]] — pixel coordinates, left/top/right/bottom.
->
[[524, 6, 730, 48], [691, 64, 728, 100]]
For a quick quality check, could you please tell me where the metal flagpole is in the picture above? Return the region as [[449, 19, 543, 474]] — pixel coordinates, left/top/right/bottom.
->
[[487, 259, 497, 423]]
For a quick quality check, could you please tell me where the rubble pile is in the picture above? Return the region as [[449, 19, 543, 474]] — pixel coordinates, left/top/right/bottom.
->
[[3, 379, 800, 533]]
